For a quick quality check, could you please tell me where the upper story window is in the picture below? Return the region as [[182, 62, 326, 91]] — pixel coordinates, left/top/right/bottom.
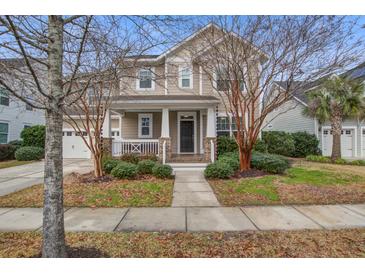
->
[[137, 68, 155, 91], [0, 88, 10, 107], [138, 113, 153, 138], [215, 67, 245, 92], [0, 122, 9, 144], [179, 66, 193, 89]]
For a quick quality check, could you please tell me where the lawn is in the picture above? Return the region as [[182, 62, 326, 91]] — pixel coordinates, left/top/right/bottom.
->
[[0, 160, 34, 169], [0, 229, 364, 257], [209, 161, 365, 206], [0, 177, 174, 207]]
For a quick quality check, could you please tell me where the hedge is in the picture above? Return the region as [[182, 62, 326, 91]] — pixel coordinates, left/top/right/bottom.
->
[[251, 152, 289, 174], [0, 144, 16, 161], [20, 125, 45, 148], [102, 158, 120, 174], [291, 131, 320, 157], [204, 161, 234, 179], [152, 164, 173, 178], [262, 131, 295, 157], [137, 160, 156, 174], [111, 162, 138, 179], [217, 136, 237, 156], [14, 146, 44, 161]]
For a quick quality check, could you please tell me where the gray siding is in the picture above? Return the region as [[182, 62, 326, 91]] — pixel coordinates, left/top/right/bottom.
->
[[262, 99, 315, 134]]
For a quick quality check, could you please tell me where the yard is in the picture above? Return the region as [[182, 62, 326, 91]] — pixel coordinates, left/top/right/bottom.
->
[[0, 160, 34, 169], [0, 229, 364, 258], [0, 173, 173, 207], [209, 160, 365, 206]]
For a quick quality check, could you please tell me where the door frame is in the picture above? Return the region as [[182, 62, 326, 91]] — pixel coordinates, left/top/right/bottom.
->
[[321, 125, 357, 157], [177, 111, 197, 154]]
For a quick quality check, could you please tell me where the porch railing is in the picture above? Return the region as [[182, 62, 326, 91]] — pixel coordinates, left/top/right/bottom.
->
[[112, 139, 159, 157]]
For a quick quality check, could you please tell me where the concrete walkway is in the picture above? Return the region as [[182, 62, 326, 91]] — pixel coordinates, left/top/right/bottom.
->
[[0, 204, 364, 232], [172, 170, 220, 207], [0, 159, 93, 196]]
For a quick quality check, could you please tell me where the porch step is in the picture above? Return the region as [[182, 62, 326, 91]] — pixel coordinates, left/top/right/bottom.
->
[[168, 154, 208, 163], [168, 163, 208, 173]]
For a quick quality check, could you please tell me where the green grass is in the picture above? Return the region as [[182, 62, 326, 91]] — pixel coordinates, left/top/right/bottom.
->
[[282, 167, 363, 186], [0, 160, 34, 169], [231, 176, 279, 201]]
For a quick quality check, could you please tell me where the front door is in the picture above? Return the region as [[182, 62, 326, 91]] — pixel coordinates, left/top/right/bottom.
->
[[180, 120, 194, 153]]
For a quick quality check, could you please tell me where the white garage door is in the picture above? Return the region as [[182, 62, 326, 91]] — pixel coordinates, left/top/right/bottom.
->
[[63, 130, 91, 159], [322, 129, 354, 158]]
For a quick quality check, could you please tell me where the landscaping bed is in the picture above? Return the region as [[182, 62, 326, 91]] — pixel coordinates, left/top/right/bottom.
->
[[0, 172, 173, 207], [208, 161, 365, 206], [0, 229, 364, 257]]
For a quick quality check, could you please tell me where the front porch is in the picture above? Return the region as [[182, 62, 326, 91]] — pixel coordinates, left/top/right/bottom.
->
[[102, 95, 219, 163]]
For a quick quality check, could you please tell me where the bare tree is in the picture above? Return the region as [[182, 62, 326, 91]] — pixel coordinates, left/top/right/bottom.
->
[[0, 15, 95, 257], [189, 16, 363, 171]]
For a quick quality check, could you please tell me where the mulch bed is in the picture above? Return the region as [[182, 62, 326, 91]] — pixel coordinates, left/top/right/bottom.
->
[[1, 229, 364, 257]]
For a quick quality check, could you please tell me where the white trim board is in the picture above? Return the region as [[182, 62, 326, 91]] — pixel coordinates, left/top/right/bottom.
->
[[177, 111, 197, 154]]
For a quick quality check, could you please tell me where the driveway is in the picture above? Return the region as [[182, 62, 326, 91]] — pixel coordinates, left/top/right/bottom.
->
[[0, 159, 93, 196]]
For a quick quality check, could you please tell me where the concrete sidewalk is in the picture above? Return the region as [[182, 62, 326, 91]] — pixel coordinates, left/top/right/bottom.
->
[[0, 159, 93, 196], [0, 204, 364, 232]]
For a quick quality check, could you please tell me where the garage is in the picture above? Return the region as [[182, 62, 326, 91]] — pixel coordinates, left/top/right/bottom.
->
[[322, 128, 355, 158], [63, 130, 91, 159]]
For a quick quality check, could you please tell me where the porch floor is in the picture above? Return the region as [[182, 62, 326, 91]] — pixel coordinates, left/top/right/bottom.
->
[[168, 154, 208, 163]]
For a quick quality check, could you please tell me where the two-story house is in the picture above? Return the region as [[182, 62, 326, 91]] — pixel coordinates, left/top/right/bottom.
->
[[0, 58, 45, 144], [62, 23, 265, 165]]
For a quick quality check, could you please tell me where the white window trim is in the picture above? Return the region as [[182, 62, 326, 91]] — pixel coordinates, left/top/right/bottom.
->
[[0, 89, 10, 107], [136, 68, 155, 91], [0, 121, 9, 144], [177, 112, 197, 154], [138, 113, 153, 138], [178, 65, 193, 89]]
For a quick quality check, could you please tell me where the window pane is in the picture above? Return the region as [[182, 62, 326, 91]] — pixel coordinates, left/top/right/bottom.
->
[[217, 117, 230, 131], [142, 117, 150, 127], [217, 80, 229, 91], [0, 133, 7, 144], [182, 78, 190, 87], [139, 69, 152, 89], [26, 104, 32, 111], [0, 96, 9, 106], [140, 79, 152, 89], [142, 126, 149, 136], [0, 123, 8, 133]]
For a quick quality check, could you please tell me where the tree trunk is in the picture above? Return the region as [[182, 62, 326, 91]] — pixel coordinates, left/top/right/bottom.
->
[[42, 16, 66, 258], [330, 114, 342, 162], [93, 152, 103, 177], [238, 146, 251, 171]]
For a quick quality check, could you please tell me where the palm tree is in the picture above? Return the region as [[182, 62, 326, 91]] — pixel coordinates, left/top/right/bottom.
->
[[304, 76, 365, 161]]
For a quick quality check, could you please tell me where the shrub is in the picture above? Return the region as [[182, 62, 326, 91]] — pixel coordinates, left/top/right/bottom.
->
[[218, 154, 240, 172], [20, 125, 45, 148], [217, 136, 237, 156], [111, 161, 138, 179], [102, 159, 120, 174], [262, 131, 295, 157], [251, 152, 290, 174], [137, 160, 156, 174], [305, 155, 331, 163], [334, 158, 348, 165], [349, 159, 365, 166], [291, 131, 320, 157], [204, 161, 234, 179], [8, 140, 23, 151], [152, 164, 173, 178], [139, 154, 158, 162], [15, 146, 44, 161], [120, 153, 139, 164], [253, 139, 268, 153], [0, 144, 16, 161]]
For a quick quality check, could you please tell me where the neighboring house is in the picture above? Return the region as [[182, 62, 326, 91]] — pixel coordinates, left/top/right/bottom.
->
[[0, 59, 45, 144], [262, 62, 365, 158], [62, 23, 265, 163]]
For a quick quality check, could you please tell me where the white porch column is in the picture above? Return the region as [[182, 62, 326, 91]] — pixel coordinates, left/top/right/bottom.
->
[[102, 109, 111, 137], [206, 107, 216, 137], [161, 108, 170, 137]]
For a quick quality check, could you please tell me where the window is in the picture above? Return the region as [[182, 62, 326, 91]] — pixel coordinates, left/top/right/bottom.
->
[[0, 122, 9, 144], [138, 114, 153, 138], [215, 67, 245, 92], [25, 103, 33, 111], [0, 89, 9, 106], [137, 69, 154, 90], [217, 116, 230, 136], [75, 131, 87, 137], [179, 66, 192, 88], [23, 125, 31, 129], [112, 131, 120, 137]]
